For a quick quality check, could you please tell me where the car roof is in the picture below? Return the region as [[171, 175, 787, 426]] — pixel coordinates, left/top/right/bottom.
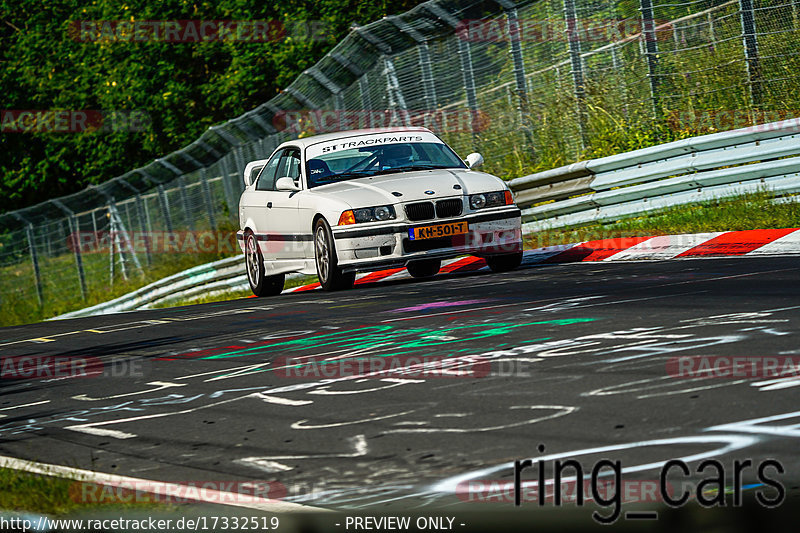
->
[[275, 127, 435, 151]]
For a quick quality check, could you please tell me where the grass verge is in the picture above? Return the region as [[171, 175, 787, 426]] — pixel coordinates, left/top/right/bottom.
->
[[0, 468, 172, 515]]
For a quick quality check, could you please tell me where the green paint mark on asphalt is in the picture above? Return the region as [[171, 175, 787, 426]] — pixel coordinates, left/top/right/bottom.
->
[[202, 318, 599, 361]]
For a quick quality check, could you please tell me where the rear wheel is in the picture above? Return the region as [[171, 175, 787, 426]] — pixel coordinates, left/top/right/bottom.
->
[[314, 219, 355, 291], [485, 252, 523, 273], [406, 259, 441, 278], [245, 231, 285, 297]]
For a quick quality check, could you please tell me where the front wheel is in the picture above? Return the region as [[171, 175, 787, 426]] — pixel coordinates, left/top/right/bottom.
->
[[245, 231, 285, 297], [406, 259, 441, 278], [314, 219, 355, 291], [485, 252, 523, 273]]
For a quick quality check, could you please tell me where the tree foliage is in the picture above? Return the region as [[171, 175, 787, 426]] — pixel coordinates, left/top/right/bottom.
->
[[0, 0, 421, 212]]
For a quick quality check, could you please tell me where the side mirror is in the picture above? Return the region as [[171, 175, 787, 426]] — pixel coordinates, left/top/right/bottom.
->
[[275, 177, 301, 192], [465, 153, 484, 169], [244, 166, 262, 188]]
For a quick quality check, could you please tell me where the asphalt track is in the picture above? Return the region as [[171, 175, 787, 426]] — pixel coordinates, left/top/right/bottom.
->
[[2, 255, 800, 531]]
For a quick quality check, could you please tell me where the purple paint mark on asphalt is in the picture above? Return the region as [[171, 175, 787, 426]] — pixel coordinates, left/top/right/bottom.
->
[[387, 299, 494, 313]]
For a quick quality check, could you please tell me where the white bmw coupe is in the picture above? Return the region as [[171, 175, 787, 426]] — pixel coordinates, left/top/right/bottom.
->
[[237, 127, 522, 295]]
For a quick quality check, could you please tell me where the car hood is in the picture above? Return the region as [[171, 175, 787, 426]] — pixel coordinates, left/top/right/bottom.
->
[[307, 169, 505, 207]]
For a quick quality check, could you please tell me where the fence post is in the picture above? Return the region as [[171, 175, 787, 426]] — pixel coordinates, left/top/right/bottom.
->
[[506, 7, 532, 144], [219, 158, 238, 219], [359, 76, 371, 115], [708, 13, 717, 52], [383, 56, 409, 127], [157, 184, 174, 233], [108, 199, 128, 281], [25, 224, 44, 307], [178, 176, 195, 231], [739, 0, 762, 108], [131, 194, 151, 266], [639, 0, 661, 121], [52, 200, 87, 301], [564, 0, 589, 151], [794, 0, 799, 28], [200, 168, 218, 232], [418, 42, 438, 110], [456, 37, 480, 150]]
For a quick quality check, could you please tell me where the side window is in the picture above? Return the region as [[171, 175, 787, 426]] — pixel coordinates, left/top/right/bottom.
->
[[276, 149, 302, 182], [255, 151, 282, 191]]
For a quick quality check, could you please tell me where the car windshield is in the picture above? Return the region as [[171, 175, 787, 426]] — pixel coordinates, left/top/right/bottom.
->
[[306, 142, 466, 188]]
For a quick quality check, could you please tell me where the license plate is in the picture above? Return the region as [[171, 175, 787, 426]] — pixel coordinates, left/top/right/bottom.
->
[[408, 221, 469, 241]]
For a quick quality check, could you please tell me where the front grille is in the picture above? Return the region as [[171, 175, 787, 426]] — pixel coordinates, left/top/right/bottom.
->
[[435, 198, 463, 218], [405, 201, 435, 221]]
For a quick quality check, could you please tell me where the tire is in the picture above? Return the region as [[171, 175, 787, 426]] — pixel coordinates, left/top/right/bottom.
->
[[485, 252, 523, 273], [406, 259, 441, 278], [245, 231, 285, 297], [314, 218, 355, 291]]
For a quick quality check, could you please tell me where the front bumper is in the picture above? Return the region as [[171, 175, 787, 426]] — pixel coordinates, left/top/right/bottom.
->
[[331, 207, 522, 273]]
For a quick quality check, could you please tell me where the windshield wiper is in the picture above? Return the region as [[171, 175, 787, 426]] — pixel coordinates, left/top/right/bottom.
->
[[325, 170, 376, 180], [371, 164, 452, 176]]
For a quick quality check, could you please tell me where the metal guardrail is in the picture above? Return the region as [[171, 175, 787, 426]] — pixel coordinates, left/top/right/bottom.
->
[[52, 256, 245, 319], [509, 118, 800, 231]]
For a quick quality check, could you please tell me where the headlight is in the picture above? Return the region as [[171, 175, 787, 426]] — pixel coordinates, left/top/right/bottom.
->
[[470, 190, 514, 210], [469, 194, 486, 209], [374, 206, 393, 221], [339, 205, 397, 225]]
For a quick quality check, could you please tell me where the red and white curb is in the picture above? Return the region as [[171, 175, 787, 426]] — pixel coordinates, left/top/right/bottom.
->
[[284, 228, 800, 293]]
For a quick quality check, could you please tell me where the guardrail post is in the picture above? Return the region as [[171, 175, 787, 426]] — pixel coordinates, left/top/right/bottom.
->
[[456, 37, 481, 150], [157, 184, 174, 234], [639, 0, 661, 121], [506, 8, 532, 145], [564, 0, 589, 151], [739, 0, 762, 108]]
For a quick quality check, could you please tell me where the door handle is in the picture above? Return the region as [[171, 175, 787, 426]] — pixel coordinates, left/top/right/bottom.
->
[[267, 202, 273, 208]]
